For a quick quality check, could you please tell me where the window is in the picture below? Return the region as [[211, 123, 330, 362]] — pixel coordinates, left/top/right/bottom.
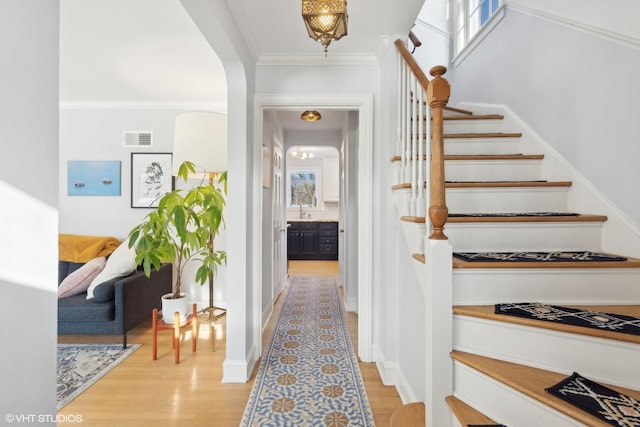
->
[[288, 170, 319, 208], [451, 0, 500, 55]]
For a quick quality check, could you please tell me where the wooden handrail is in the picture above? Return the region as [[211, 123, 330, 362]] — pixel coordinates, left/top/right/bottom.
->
[[395, 39, 451, 240], [395, 39, 431, 93]]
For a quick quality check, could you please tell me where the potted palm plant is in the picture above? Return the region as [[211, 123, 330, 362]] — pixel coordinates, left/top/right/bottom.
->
[[128, 161, 227, 323]]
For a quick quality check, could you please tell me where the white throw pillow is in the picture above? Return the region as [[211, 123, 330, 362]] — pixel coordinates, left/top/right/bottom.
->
[[86, 242, 137, 299], [58, 256, 106, 299]]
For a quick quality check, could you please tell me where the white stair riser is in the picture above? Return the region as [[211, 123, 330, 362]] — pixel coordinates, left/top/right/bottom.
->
[[446, 159, 541, 182], [447, 222, 603, 252], [447, 187, 569, 213], [453, 362, 583, 427], [454, 315, 640, 390], [393, 188, 412, 217], [444, 120, 506, 134], [400, 221, 425, 254], [453, 269, 640, 305], [445, 138, 520, 155]]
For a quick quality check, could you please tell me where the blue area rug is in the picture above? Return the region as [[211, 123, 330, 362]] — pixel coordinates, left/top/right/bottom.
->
[[241, 276, 375, 426], [57, 343, 140, 410]]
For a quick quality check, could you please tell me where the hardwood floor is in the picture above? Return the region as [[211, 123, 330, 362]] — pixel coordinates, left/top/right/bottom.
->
[[58, 261, 403, 426]]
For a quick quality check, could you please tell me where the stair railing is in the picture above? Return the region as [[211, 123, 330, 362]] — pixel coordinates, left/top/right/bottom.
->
[[395, 39, 450, 239], [395, 39, 454, 427]]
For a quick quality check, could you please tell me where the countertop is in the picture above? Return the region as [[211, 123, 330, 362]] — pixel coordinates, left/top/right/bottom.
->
[[287, 219, 338, 223]]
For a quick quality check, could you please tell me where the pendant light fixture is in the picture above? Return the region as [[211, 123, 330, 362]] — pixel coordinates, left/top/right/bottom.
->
[[301, 110, 322, 122], [302, 0, 348, 56]]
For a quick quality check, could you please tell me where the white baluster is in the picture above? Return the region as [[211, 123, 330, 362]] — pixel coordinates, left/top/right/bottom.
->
[[410, 74, 418, 217], [425, 92, 433, 237], [395, 52, 402, 185], [416, 86, 426, 219], [403, 64, 412, 186]]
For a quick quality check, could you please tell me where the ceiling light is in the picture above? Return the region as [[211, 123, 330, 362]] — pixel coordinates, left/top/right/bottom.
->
[[302, 0, 348, 56], [301, 110, 322, 122]]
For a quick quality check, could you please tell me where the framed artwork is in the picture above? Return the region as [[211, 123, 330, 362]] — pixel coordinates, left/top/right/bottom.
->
[[262, 145, 271, 188], [67, 160, 121, 196], [130, 152, 173, 208]]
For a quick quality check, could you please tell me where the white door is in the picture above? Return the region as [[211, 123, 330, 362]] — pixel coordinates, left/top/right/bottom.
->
[[272, 139, 286, 296]]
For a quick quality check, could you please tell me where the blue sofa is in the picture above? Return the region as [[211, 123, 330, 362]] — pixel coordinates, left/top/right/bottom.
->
[[58, 261, 171, 347]]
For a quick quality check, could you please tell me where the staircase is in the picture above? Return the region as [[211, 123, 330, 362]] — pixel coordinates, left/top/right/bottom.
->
[[391, 43, 640, 427]]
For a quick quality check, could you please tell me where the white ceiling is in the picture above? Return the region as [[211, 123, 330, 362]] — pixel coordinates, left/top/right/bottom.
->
[[60, 0, 423, 130]]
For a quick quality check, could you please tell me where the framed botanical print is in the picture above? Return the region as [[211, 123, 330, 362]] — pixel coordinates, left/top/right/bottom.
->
[[130, 152, 173, 208]]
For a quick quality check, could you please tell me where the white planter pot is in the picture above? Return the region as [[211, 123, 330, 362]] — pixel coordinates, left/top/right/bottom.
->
[[161, 293, 188, 324]]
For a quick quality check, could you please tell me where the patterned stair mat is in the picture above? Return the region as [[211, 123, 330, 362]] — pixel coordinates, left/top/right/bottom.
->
[[495, 303, 640, 336], [546, 372, 640, 426], [449, 212, 579, 217], [454, 251, 627, 263]]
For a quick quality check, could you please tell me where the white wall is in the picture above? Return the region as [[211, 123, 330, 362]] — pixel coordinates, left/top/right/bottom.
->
[[507, 0, 640, 41], [59, 107, 228, 307], [59, 108, 177, 238], [449, 6, 640, 230], [0, 2, 59, 423], [413, 0, 450, 71], [182, 0, 259, 382]]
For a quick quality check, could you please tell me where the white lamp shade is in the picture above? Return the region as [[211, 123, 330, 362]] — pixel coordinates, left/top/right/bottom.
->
[[172, 112, 227, 176]]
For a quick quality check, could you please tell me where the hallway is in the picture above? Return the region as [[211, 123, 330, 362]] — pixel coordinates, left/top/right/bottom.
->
[[58, 261, 403, 426]]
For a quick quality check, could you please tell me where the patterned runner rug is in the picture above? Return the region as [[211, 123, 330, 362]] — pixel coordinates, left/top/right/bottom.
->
[[241, 276, 375, 426], [495, 303, 640, 336], [546, 372, 640, 426], [57, 343, 139, 410]]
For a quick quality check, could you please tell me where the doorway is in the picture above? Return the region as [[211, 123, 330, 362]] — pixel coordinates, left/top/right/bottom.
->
[[255, 94, 374, 362]]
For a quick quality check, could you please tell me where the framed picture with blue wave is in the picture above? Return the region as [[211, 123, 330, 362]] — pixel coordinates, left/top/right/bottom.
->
[[130, 152, 173, 208], [67, 160, 121, 197]]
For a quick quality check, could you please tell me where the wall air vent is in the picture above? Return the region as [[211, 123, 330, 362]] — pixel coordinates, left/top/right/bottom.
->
[[123, 131, 153, 148]]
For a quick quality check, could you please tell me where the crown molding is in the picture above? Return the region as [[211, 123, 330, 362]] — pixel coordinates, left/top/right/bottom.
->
[[508, 3, 640, 51], [59, 101, 227, 112], [414, 17, 449, 39], [225, 0, 260, 62]]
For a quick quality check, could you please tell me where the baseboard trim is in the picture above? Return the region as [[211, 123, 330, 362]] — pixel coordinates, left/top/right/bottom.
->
[[373, 346, 419, 404], [221, 345, 257, 383]]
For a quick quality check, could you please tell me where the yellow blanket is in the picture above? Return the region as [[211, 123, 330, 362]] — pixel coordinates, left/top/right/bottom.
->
[[59, 234, 122, 263]]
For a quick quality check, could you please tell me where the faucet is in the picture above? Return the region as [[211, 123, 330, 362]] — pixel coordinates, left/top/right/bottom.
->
[[299, 204, 304, 219]]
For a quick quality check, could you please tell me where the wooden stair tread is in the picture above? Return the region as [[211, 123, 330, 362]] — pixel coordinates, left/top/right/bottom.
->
[[391, 154, 543, 162], [444, 105, 474, 115], [451, 351, 640, 426], [446, 181, 572, 188], [445, 154, 543, 160], [390, 402, 425, 427], [454, 305, 640, 345], [404, 214, 607, 224], [452, 255, 640, 269], [446, 395, 497, 425], [444, 114, 504, 120], [447, 214, 608, 223], [412, 253, 425, 263], [444, 132, 522, 139], [393, 181, 572, 190]]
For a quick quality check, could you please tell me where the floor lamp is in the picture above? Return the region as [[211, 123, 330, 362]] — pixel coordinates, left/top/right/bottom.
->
[[172, 111, 227, 322]]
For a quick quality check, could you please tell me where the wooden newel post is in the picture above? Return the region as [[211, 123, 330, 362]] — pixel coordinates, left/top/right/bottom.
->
[[427, 66, 451, 240]]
